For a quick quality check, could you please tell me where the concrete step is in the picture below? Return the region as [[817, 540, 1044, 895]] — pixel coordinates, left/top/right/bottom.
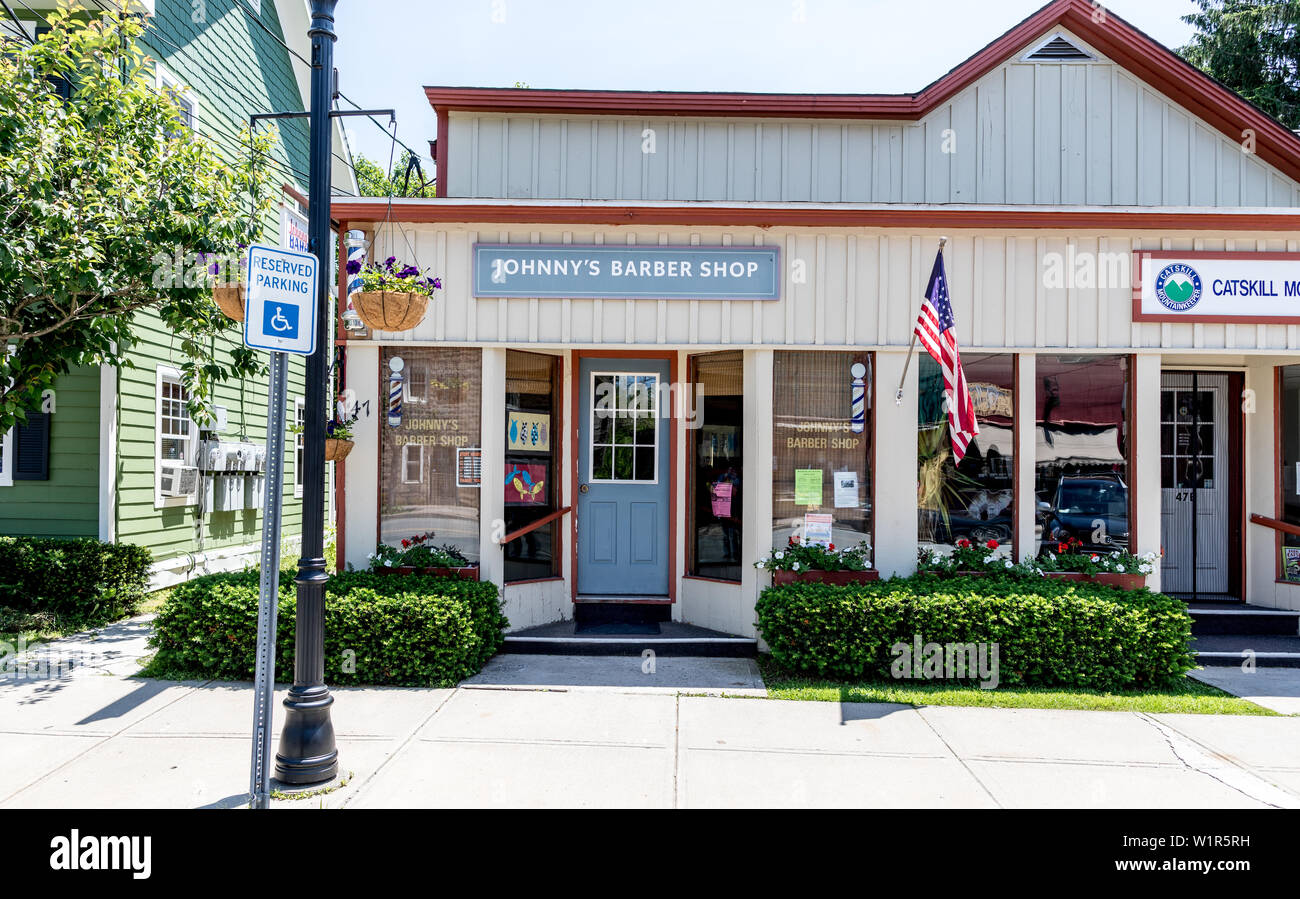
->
[[503, 619, 757, 657], [1193, 633, 1300, 668], [1187, 604, 1300, 637]]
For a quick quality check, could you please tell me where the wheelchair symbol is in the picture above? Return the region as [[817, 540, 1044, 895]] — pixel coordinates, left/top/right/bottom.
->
[[261, 301, 299, 340]]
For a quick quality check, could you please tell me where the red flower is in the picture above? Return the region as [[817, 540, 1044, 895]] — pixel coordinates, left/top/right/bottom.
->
[[401, 539, 410, 548], [828, 543, 836, 551], [956, 538, 971, 548], [1057, 542, 1067, 554], [986, 539, 999, 549], [790, 535, 801, 544]]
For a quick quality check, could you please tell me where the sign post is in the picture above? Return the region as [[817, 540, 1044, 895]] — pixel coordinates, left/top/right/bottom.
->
[[243, 243, 319, 809]]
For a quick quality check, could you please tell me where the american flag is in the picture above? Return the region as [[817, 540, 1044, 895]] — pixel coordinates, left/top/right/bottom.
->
[[914, 250, 978, 462]]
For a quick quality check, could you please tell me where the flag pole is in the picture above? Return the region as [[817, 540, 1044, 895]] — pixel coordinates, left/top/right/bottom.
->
[[895, 237, 947, 405]]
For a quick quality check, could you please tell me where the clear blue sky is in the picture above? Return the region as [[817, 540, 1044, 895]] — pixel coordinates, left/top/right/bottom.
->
[[333, 0, 1199, 174]]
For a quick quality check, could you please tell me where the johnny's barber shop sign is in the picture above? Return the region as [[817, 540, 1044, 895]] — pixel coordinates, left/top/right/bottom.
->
[[473, 244, 780, 301]]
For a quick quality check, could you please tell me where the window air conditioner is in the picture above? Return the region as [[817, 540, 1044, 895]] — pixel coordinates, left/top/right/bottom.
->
[[159, 462, 199, 497]]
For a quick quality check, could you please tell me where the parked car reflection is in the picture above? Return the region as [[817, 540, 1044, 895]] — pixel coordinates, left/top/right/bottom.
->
[[1038, 473, 1128, 550]]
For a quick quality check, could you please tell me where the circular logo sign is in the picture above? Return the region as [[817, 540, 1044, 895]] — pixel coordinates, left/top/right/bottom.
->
[[1154, 263, 1203, 311]]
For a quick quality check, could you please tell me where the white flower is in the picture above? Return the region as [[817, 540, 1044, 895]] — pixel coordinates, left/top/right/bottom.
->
[[1048, 552, 1056, 561], [755, 560, 765, 569], [1004, 560, 1013, 568], [792, 562, 801, 571], [1116, 566, 1126, 573], [774, 551, 785, 560]]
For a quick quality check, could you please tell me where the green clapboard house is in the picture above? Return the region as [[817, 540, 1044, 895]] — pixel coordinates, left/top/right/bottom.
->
[[0, 1, 356, 588]]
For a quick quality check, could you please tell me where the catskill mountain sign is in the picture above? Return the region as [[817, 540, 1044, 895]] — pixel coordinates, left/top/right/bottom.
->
[[1134, 251, 1300, 323], [472, 244, 780, 300]]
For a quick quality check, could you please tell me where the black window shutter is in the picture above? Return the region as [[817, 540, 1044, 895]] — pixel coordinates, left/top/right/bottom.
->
[[13, 413, 50, 481]]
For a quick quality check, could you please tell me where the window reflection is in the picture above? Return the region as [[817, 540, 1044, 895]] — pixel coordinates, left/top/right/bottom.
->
[[689, 352, 743, 580]]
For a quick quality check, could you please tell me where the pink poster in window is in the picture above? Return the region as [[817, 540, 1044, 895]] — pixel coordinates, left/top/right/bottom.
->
[[505, 463, 547, 505], [711, 482, 733, 517]]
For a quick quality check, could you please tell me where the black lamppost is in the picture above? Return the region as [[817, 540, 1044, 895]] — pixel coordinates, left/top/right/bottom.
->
[[275, 0, 339, 785]]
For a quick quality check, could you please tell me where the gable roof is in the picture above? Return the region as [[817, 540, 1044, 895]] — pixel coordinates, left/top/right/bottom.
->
[[423, 0, 1300, 185]]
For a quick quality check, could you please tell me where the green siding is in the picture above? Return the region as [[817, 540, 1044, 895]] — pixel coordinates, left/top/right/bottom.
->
[[0, 366, 100, 538]]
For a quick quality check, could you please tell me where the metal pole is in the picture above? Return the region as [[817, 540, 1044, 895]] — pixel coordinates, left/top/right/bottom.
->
[[250, 351, 287, 808], [275, 0, 338, 785], [894, 237, 946, 405]]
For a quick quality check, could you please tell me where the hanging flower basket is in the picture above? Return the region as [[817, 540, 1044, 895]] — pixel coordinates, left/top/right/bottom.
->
[[324, 438, 354, 463], [212, 285, 246, 322], [353, 289, 429, 332], [347, 255, 442, 333]]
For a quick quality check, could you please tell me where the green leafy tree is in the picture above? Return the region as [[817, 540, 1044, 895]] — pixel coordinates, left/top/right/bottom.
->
[[0, 6, 274, 431], [355, 150, 434, 198], [1180, 0, 1300, 129]]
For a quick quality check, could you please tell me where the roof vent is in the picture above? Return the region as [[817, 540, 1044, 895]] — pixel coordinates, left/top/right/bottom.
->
[[1025, 34, 1094, 62]]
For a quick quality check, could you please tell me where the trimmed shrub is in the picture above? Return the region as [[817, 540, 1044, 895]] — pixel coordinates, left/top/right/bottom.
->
[[146, 570, 508, 686], [0, 536, 153, 630], [755, 575, 1194, 690]]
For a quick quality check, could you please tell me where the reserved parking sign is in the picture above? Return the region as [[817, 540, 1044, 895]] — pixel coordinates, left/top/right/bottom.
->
[[243, 244, 319, 355]]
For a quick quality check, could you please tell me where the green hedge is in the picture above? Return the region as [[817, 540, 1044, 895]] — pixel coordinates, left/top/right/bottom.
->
[[146, 570, 508, 686], [755, 575, 1194, 690], [0, 536, 153, 630]]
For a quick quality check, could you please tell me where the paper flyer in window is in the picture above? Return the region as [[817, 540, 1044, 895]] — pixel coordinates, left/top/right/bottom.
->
[[833, 471, 859, 508], [803, 513, 833, 547]]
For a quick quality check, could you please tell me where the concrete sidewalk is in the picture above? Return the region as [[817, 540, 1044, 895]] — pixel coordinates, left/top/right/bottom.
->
[[2, 649, 1299, 807]]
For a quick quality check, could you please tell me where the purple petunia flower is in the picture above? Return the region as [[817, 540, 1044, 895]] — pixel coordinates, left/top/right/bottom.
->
[[383, 256, 397, 270], [346, 259, 362, 274], [397, 265, 419, 278]]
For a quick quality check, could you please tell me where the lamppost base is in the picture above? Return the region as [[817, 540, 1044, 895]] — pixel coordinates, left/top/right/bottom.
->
[[274, 685, 338, 784]]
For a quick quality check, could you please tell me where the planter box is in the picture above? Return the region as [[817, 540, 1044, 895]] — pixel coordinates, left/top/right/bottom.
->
[[374, 566, 480, 581], [1046, 571, 1147, 591], [773, 569, 879, 586], [325, 438, 354, 463]]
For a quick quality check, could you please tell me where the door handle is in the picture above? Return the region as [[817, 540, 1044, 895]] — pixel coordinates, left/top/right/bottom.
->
[[579, 484, 589, 494]]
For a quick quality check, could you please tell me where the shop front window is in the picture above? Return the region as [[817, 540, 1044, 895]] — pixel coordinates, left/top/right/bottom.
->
[[688, 351, 743, 581], [1035, 355, 1130, 555], [917, 354, 1015, 555], [504, 350, 562, 582], [380, 347, 481, 563], [772, 351, 872, 558]]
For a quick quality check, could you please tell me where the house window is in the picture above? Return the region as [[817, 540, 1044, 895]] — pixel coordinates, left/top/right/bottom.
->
[[917, 353, 1015, 557], [772, 351, 873, 559], [156, 64, 195, 132], [401, 444, 423, 484], [688, 351, 743, 581], [155, 366, 196, 506], [405, 364, 428, 404], [293, 397, 305, 499]]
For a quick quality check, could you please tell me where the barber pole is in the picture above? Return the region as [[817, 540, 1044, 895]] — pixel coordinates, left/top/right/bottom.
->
[[387, 356, 404, 428], [850, 362, 867, 434]]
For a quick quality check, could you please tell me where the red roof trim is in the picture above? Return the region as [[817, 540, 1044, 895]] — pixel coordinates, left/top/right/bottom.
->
[[328, 200, 1300, 231], [423, 0, 1300, 184]]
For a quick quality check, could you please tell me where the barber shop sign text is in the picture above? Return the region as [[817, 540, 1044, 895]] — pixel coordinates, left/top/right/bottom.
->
[[473, 244, 780, 301]]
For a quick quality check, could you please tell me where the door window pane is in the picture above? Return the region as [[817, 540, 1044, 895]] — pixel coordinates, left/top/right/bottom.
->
[[689, 351, 743, 580], [590, 373, 658, 483]]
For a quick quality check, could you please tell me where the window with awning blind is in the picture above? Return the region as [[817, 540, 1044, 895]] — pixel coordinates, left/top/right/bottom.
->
[[772, 351, 873, 559]]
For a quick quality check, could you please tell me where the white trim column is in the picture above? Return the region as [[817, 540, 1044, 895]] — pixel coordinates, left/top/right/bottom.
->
[[479, 347, 506, 588], [1015, 353, 1036, 562], [873, 349, 918, 577], [739, 348, 773, 639], [342, 344, 379, 570], [1134, 352, 1162, 592], [98, 362, 118, 542]]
